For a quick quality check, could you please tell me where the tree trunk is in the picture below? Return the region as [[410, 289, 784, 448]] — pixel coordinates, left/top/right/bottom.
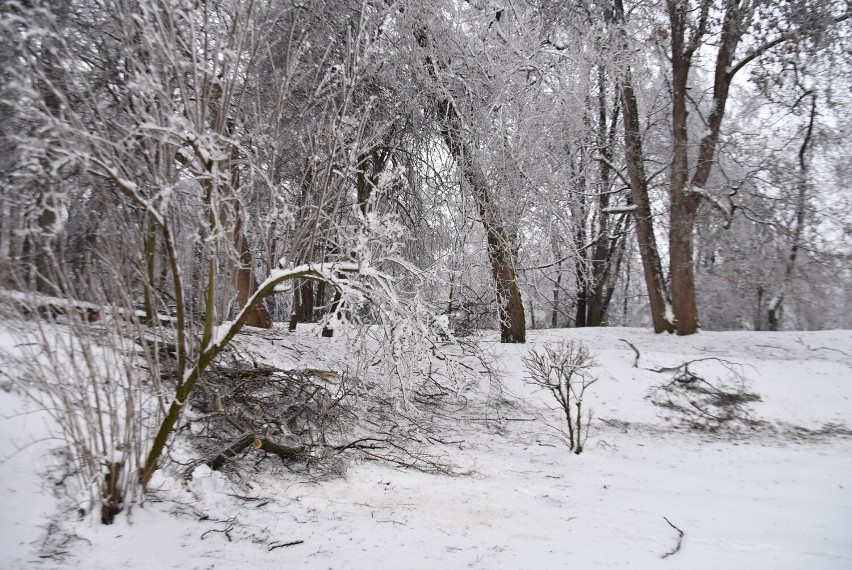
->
[[550, 234, 562, 328], [288, 283, 300, 332], [620, 74, 673, 333], [667, 0, 701, 335], [416, 27, 525, 343], [668, 194, 700, 334], [321, 289, 342, 338], [438, 111, 525, 343], [231, 212, 271, 329], [667, 0, 742, 335], [586, 70, 624, 327], [573, 199, 588, 328], [298, 280, 315, 323], [767, 92, 816, 331], [613, 0, 673, 334], [224, 134, 271, 330]]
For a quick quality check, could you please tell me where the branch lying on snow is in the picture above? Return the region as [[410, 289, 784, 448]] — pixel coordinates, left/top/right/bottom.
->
[[646, 356, 740, 375], [647, 357, 761, 430], [333, 437, 461, 475], [268, 540, 304, 551], [661, 517, 684, 558], [805, 345, 851, 357], [189, 432, 305, 475], [618, 339, 640, 368]]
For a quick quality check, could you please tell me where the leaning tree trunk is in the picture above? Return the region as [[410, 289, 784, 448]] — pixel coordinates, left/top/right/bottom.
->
[[416, 27, 525, 343], [612, 0, 673, 334], [620, 73, 673, 334], [438, 111, 525, 342]]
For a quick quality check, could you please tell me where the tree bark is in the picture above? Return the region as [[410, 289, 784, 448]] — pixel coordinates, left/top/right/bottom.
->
[[586, 71, 624, 327], [438, 107, 525, 343], [416, 27, 525, 343], [768, 92, 816, 331], [550, 233, 562, 328], [612, 0, 673, 334], [667, 0, 742, 335], [620, 73, 673, 333], [230, 208, 271, 329], [220, 122, 271, 329]]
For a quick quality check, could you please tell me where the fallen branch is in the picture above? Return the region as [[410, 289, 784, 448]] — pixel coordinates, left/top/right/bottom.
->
[[661, 516, 684, 559], [619, 339, 640, 368], [193, 432, 304, 474], [805, 345, 851, 357], [647, 356, 734, 374], [269, 540, 304, 551], [200, 517, 237, 542]]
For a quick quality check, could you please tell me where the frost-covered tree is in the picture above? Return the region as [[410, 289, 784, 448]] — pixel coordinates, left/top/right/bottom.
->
[[601, 0, 850, 335], [1, 0, 458, 521]]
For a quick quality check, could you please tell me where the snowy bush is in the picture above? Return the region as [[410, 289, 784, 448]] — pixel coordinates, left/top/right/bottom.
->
[[522, 341, 598, 454], [0, 295, 165, 524]]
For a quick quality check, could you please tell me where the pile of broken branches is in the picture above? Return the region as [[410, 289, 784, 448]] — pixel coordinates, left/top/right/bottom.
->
[[181, 359, 463, 479], [646, 357, 761, 432]]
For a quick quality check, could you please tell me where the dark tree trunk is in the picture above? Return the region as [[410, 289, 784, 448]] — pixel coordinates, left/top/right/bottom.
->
[[221, 122, 271, 329], [438, 116, 525, 343], [667, 0, 702, 336], [612, 0, 673, 334], [288, 284, 300, 332], [229, 204, 271, 329], [620, 74, 673, 333], [667, 0, 742, 335], [573, 195, 588, 328], [321, 289, 342, 338], [767, 92, 816, 331], [586, 69, 624, 327], [550, 234, 562, 328], [298, 280, 315, 323], [416, 27, 525, 343]]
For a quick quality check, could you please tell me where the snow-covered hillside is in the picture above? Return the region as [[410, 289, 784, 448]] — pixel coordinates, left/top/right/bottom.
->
[[2, 327, 851, 569]]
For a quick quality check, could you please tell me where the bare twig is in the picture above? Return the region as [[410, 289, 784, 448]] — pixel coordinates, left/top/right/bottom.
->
[[200, 517, 237, 542], [647, 356, 737, 374], [806, 345, 851, 357], [661, 517, 684, 559], [619, 339, 640, 368], [269, 540, 304, 551]]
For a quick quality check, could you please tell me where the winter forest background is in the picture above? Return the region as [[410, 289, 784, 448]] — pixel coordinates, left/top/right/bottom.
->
[[0, 0, 851, 544]]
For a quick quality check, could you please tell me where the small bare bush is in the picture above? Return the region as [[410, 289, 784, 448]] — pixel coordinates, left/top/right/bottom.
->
[[522, 341, 598, 454], [0, 292, 164, 524]]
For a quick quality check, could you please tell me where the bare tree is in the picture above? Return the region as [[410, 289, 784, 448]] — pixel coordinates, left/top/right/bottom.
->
[[411, 7, 527, 343]]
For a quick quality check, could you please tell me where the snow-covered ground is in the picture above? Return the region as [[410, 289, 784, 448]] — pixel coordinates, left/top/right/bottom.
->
[[2, 327, 851, 569]]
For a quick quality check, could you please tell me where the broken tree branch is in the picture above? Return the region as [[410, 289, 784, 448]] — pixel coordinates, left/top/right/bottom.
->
[[619, 338, 640, 368], [191, 432, 305, 474], [661, 516, 684, 559]]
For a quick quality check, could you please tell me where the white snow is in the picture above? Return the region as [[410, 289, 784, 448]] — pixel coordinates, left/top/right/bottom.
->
[[2, 327, 851, 569]]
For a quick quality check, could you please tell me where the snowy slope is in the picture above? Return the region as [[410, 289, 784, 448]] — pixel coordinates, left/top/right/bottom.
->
[[2, 327, 851, 569]]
